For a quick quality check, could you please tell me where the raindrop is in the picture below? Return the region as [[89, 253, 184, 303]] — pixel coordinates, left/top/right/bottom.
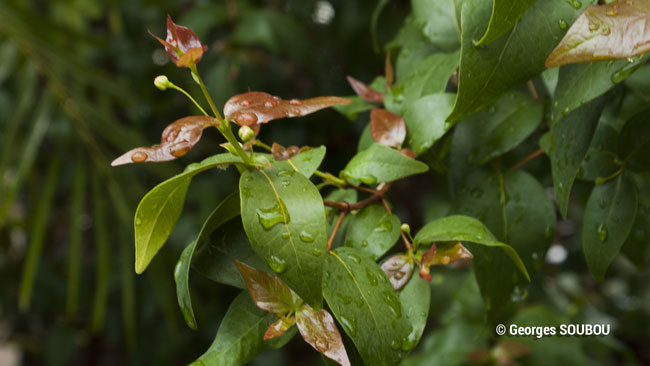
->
[[596, 223, 608, 242], [511, 285, 528, 302], [265, 256, 287, 273], [312, 248, 322, 256], [401, 327, 419, 351], [391, 339, 402, 350], [289, 99, 302, 105], [361, 240, 369, 247], [559, 19, 568, 30], [382, 291, 402, 318], [605, 9, 617, 16], [256, 200, 290, 230], [347, 253, 361, 264], [131, 151, 148, 162], [339, 316, 357, 337], [135, 218, 142, 225], [374, 219, 393, 233], [366, 268, 379, 286], [588, 22, 599, 31], [611, 62, 640, 84], [299, 230, 315, 243], [281, 230, 290, 239]]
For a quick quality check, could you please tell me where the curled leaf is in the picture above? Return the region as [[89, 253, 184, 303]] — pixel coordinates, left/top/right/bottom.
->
[[546, 0, 650, 67], [419, 242, 473, 282], [111, 116, 215, 166], [233, 260, 298, 315], [418, 244, 436, 282], [295, 304, 350, 366], [271, 143, 309, 161], [264, 316, 296, 340], [149, 15, 208, 67], [224, 92, 351, 126], [346, 76, 385, 103], [380, 254, 414, 290], [370, 108, 406, 148]]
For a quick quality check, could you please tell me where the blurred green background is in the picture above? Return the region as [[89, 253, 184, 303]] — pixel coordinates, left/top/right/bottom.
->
[[1, 0, 650, 365]]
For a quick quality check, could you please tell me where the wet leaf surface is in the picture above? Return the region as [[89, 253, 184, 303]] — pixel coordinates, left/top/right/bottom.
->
[[149, 14, 208, 67], [264, 316, 296, 340], [296, 304, 351, 366], [224, 91, 350, 126], [111, 116, 215, 166], [345, 204, 401, 260], [341, 143, 429, 184], [271, 142, 307, 161], [234, 260, 298, 315], [370, 108, 406, 148], [347, 76, 385, 103], [381, 254, 414, 290]]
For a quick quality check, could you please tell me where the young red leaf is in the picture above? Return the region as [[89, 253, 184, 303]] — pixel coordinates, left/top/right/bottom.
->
[[545, 0, 650, 67], [233, 260, 297, 315], [295, 304, 350, 366], [271, 143, 309, 161], [346, 76, 385, 103], [224, 92, 351, 126], [381, 254, 414, 290], [111, 116, 215, 166], [370, 108, 406, 148], [418, 244, 436, 282], [149, 15, 208, 68], [400, 148, 416, 159], [419, 242, 473, 282], [264, 316, 296, 340]]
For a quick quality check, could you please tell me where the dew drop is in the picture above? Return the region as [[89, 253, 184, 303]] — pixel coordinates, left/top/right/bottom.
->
[[366, 268, 379, 286], [265, 256, 287, 273], [374, 219, 393, 233], [391, 339, 402, 350], [596, 223, 608, 242], [361, 240, 369, 247], [510, 285, 528, 302], [131, 151, 148, 162], [299, 230, 315, 243], [401, 327, 419, 351], [383, 291, 402, 318], [339, 316, 357, 337], [559, 19, 568, 30], [256, 200, 290, 230], [588, 22, 599, 31], [312, 248, 322, 256], [281, 229, 290, 239], [135, 218, 142, 225], [264, 101, 273, 108], [347, 254, 361, 264]]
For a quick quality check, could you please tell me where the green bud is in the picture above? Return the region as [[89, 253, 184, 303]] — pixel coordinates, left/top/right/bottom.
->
[[238, 125, 255, 142], [154, 75, 170, 90], [400, 223, 411, 234]]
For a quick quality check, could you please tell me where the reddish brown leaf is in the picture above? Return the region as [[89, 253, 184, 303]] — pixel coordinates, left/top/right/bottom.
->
[[233, 260, 298, 315], [385, 52, 394, 89], [546, 0, 650, 67], [370, 108, 406, 148], [346, 76, 385, 103], [295, 304, 350, 366], [264, 316, 296, 340], [418, 244, 436, 282], [149, 15, 208, 67], [400, 148, 416, 159], [271, 143, 310, 161], [224, 92, 351, 126], [419, 242, 473, 281], [111, 116, 215, 166], [381, 254, 414, 290]]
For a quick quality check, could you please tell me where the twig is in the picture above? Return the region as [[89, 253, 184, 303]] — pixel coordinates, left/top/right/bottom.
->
[[511, 148, 544, 170], [327, 211, 347, 252], [323, 182, 393, 212], [400, 231, 412, 250], [527, 80, 539, 102]]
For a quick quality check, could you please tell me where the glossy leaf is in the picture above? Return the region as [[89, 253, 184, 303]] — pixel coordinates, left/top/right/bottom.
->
[[191, 292, 273, 366], [583, 173, 637, 280], [618, 107, 650, 172], [111, 116, 216, 166], [412, 0, 462, 51], [240, 168, 327, 305], [224, 91, 351, 126], [402, 93, 456, 155], [546, 0, 650, 67], [347, 76, 384, 103], [550, 97, 607, 217], [234, 260, 297, 315], [193, 219, 270, 289], [578, 124, 620, 182], [271, 142, 307, 161], [414, 215, 529, 281], [345, 205, 401, 260], [296, 304, 350, 366], [323, 247, 410, 365], [370, 108, 406, 148], [381, 254, 414, 290], [264, 316, 296, 340], [476, 0, 536, 46], [270, 145, 326, 178], [447, 0, 587, 122], [420, 242, 473, 281], [149, 15, 208, 67], [396, 271, 430, 353], [452, 170, 556, 322], [134, 153, 243, 274], [621, 205, 650, 270], [175, 192, 240, 330], [341, 143, 429, 185]]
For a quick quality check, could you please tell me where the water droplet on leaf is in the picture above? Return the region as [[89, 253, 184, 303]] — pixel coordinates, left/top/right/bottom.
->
[[596, 223, 608, 242], [265, 256, 287, 273], [299, 230, 315, 243]]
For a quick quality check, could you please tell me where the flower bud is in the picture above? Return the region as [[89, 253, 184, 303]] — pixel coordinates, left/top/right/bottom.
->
[[400, 223, 411, 234], [238, 125, 255, 142], [154, 75, 170, 90]]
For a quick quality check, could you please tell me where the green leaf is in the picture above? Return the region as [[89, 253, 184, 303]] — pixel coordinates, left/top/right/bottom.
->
[[193, 219, 270, 289], [358, 124, 374, 153], [621, 205, 650, 271], [414, 215, 529, 281], [240, 168, 327, 306], [270, 146, 326, 178], [323, 247, 410, 365], [344, 205, 401, 260], [545, 0, 650, 67], [475, 0, 537, 47], [134, 153, 243, 274], [403, 93, 456, 155], [341, 143, 429, 184], [549, 96, 606, 217], [451, 170, 555, 321], [582, 173, 637, 280], [447, 0, 588, 122], [334, 96, 375, 120], [578, 124, 619, 182], [175, 192, 240, 330], [295, 304, 351, 366], [618, 107, 650, 172], [396, 273, 430, 353], [191, 292, 274, 366], [412, 0, 462, 51]]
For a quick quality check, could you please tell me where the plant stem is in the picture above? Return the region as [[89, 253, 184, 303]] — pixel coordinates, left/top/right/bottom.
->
[[595, 168, 623, 185], [190, 64, 222, 122], [254, 140, 273, 152], [314, 170, 347, 187], [527, 80, 539, 102], [511, 148, 544, 170], [327, 211, 347, 252], [168, 83, 209, 116], [323, 182, 392, 212]]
